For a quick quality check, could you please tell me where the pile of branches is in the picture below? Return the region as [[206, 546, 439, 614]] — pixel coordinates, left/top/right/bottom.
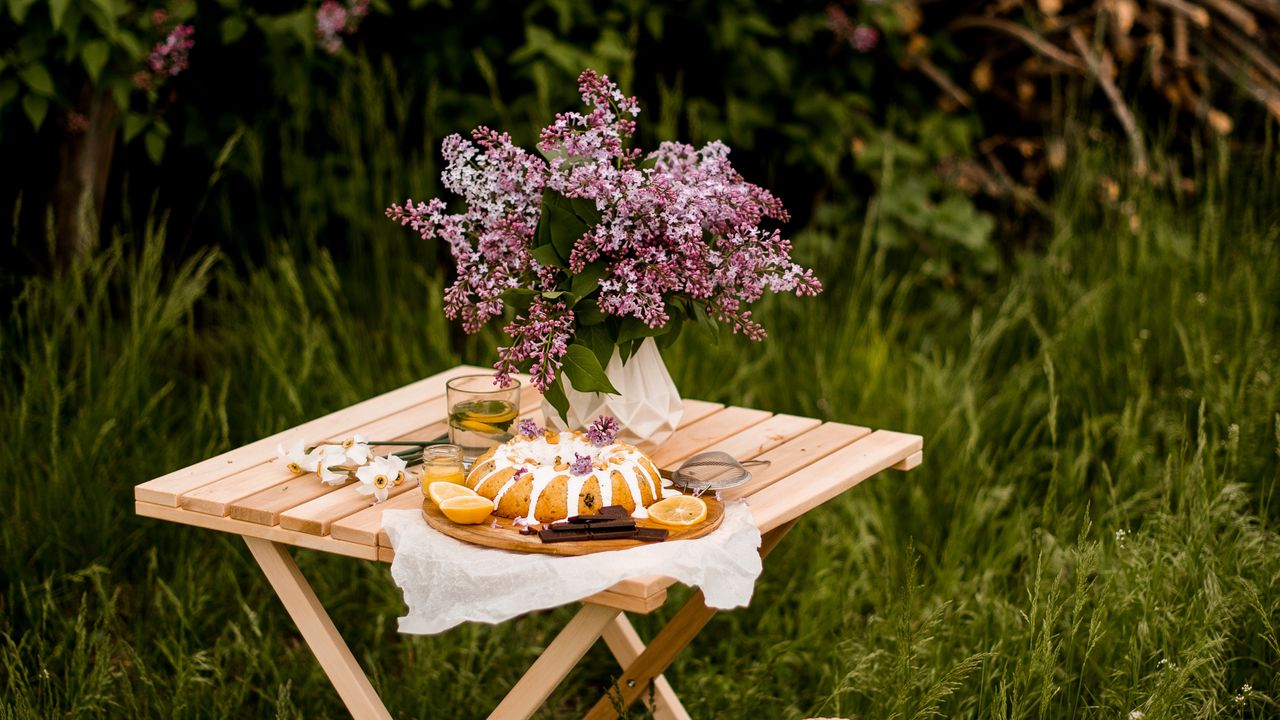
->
[[834, 0, 1280, 199]]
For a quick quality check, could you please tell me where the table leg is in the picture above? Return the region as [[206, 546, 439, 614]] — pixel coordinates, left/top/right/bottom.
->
[[583, 520, 798, 720], [488, 603, 622, 720], [601, 615, 691, 720], [243, 537, 393, 720]]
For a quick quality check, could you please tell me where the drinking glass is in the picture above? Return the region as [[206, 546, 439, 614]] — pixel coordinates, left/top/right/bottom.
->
[[446, 375, 521, 463]]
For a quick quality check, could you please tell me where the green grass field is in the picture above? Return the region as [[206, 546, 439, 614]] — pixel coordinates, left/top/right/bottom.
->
[[3, 138, 1278, 718]]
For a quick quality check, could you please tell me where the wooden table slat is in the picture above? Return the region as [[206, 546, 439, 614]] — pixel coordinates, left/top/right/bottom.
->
[[230, 421, 450, 526], [687, 413, 822, 466], [135, 365, 490, 506], [746, 429, 922, 533], [330, 488, 422, 546], [180, 399, 452, 517], [647, 406, 772, 469], [136, 501, 380, 560], [721, 421, 872, 501]]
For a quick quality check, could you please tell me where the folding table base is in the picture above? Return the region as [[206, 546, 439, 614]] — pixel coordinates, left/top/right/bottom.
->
[[245, 521, 794, 720]]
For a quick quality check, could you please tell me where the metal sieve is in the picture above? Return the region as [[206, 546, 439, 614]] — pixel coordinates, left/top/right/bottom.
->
[[668, 451, 770, 493]]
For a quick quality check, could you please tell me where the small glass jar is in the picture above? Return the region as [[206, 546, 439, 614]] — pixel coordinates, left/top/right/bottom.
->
[[421, 444, 466, 486]]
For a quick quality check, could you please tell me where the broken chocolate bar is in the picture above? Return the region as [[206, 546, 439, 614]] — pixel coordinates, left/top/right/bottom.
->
[[550, 518, 636, 532], [566, 505, 630, 524]]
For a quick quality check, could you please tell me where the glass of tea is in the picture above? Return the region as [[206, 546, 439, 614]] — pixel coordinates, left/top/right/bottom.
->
[[446, 375, 521, 464]]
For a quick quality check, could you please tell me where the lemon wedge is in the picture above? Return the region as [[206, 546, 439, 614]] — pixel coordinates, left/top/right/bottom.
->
[[439, 495, 495, 525], [428, 481, 477, 505], [646, 495, 707, 528]]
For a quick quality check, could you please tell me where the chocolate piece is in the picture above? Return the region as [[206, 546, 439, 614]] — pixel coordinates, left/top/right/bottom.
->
[[550, 519, 636, 532], [598, 505, 629, 518], [567, 505, 632, 524], [633, 527, 668, 542], [539, 528, 591, 543], [518, 525, 541, 536]]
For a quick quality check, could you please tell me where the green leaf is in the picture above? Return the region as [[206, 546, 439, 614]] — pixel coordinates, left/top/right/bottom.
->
[[80, 40, 110, 83], [144, 128, 165, 163], [123, 112, 147, 142], [542, 192, 586, 264], [18, 63, 53, 96], [8, 0, 37, 23], [575, 299, 606, 326], [617, 316, 670, 345], [541, 377, 570, 425], [529, 243, 564, 269], [657, 311, 684, 350], [115, 30, 144, 60], [561, 343, 619, 395], [0, 79, 18, 110], [21, 93, 47, 129], [576, 323, 615, 369], [221, 16, 248, 44], [570, 261, 608, 298], [49, 0, 71, 29], [501, 287, 538, 313], [693, 302, 720, 345], [109, 77, 129, 110]]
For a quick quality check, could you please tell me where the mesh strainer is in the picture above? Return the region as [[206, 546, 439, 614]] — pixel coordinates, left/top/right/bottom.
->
[[669, 451, 770, 494]]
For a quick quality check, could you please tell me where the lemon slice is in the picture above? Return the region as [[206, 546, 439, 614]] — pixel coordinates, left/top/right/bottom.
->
[[439, 495, 495, 525], [428, 481, 477, 505], [647, 495, 707, 528], [456, 419, 504, 434], [468, 407, 518, 423]]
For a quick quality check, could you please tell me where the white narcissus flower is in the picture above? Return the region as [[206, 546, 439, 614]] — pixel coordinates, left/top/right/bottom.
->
[[276, 440, 322, 475], [318, 445, 352, 485], [342, 435, 373, 466], [356, 454, 408, 503]]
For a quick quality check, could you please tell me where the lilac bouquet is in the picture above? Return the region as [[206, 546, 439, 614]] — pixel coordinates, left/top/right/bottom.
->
[[387, 70, 821, 421]]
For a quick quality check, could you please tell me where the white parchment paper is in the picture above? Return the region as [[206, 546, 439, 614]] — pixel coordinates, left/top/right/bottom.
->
[[382, 501, 763, 635]]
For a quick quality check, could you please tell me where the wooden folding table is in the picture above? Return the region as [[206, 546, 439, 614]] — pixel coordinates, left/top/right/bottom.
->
[[135, 364, 923, 719]]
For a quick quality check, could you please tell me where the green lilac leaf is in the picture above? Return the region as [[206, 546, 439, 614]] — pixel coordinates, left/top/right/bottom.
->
[[18, 63, 53, 96], [21, 93, 47, 129], [80, 40, 110, 83], [49, 0, 71, 30], [561, 343, 619, 394], [542, 377, 570, 425], [570, 261, 608, 298]]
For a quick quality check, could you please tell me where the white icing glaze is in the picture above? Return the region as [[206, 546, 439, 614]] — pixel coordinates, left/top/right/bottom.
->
[[467, 431, 662, 521]]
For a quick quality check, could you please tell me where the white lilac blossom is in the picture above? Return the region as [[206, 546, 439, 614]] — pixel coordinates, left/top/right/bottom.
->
[[387, 69, 821, 392], [355, 454, 407, 502]]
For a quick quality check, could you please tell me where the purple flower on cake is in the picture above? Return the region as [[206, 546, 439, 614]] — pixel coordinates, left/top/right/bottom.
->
[[569, 453, 594, 476], [517, 419, 542, 438], [586, 416, 620, 447]]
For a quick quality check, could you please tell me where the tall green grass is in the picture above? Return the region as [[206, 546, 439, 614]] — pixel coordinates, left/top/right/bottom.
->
[[3, 100, 1279, 720]]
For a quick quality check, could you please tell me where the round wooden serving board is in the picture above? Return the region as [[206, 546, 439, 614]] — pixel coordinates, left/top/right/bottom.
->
[[421, 495, 724, 556]]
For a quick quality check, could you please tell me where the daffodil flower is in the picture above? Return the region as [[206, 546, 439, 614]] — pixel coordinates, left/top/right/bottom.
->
[[342, 435, 373, 466], [355, 454, 408, 503], [318, 446, 353, 485], [277, 440, 323, 475]]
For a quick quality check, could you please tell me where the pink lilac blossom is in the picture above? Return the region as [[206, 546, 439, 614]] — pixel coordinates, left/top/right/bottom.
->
[[148, 25, 194, 78], [316, 0, 370, 55], [585, 416, 620, 447], [569, 453, 593, 476], [492, 297, 574, 390], [387, 70, 821, 391], [517, 419, 542, 438]]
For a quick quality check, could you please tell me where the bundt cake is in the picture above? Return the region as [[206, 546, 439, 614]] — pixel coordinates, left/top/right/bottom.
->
[[465, 420, 675, 523]]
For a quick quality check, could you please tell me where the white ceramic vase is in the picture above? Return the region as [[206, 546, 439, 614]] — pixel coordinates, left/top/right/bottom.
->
[[542, 338, 684, 446]]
